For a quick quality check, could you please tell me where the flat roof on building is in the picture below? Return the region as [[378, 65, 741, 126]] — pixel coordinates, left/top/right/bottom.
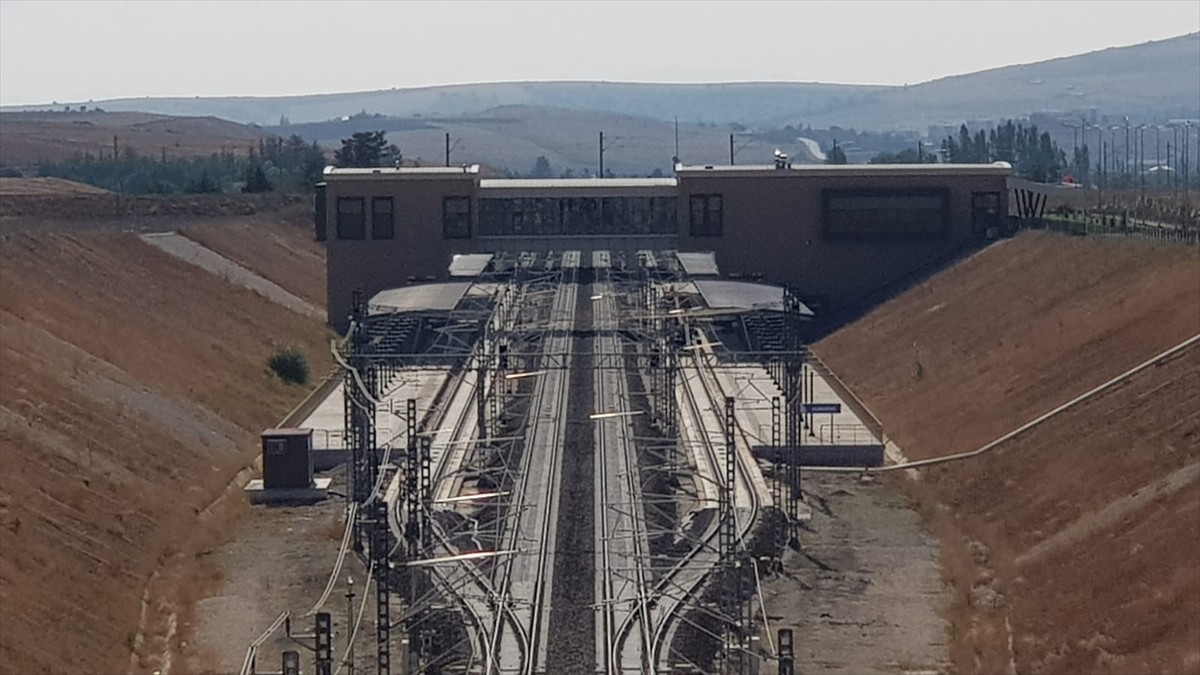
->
[[369, 282, 472, 314], [677, 252, 720, 276], [479, 177, 678, 197], [448, 253, 494, 277], [324, 165, 480, 178], [480, 178, 678, 189], [694, 279, 814, 316], [675, 162, 1012, 177]]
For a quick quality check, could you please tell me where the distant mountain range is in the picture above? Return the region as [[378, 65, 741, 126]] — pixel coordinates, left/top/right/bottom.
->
[[4, 33, 1197, 131]]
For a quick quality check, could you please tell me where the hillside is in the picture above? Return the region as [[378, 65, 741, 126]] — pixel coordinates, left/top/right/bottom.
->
[[814, 232, 1200, 673], [807, 32, 1200, 129], [2, 81, 882, 128], [6, 33, 1195, 132], [352, 105, 821, 176], [0, 177, 110, 197], [0, 225, 330, 673], [0, 110, 275, 166]]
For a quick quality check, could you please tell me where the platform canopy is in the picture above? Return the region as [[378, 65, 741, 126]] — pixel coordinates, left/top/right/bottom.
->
[[369, 282, 472, 315], [676, 252, 720, 277], [449, 253, 493, 277], [693, 279, 813, 316]]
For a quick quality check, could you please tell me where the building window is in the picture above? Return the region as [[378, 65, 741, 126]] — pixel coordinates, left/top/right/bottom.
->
[[822, 189, 948, 238], [443, 196, 472, 239], [971, 192, 1001, 219], [689, 194, 723, 237], [371, 197, 394, 239], [336, 197, 365, 240], [477, 196, 677, 236]]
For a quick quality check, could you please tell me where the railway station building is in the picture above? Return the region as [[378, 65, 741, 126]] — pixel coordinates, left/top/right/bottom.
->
[[315, 162, 1011, 329]]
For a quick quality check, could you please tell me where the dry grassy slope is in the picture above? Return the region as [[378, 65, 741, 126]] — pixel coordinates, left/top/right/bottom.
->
[[0, 178, 112, 197], [814, 232, 1200, 674], [0, 231, 332, 674], [180, 221, 326, 308], [0, 111, 275, 165]]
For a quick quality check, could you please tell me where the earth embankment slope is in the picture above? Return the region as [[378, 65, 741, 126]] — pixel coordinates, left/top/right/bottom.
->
[[814, 232, 1200, 673], [180, 221, 326, 308], [0, 229, 331, 673]]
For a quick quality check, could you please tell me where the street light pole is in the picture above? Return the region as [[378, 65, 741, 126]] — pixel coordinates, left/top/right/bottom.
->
[[1124, 117, 1131, 186], [1172, 124, 1180, 191], [599, 131, 621, 177], [1184, 124, 1190, 192], [1156, 126, 1162, 190], [1137, 124, 1146, 198], [1110, 126, 1121, 185], [1102, 140, 1107, 201]]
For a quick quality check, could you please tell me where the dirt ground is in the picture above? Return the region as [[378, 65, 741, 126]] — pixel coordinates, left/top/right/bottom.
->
[[759, 473, 948, 675], [815, 231, 1200, 674], [0, 227, 332, 674], [187, 471, 380, 675]]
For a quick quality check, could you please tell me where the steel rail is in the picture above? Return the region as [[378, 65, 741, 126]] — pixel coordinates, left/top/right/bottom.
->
[[417, 360, 495, 672], [687, 342, 764, 664], [594, 276, 655, 674], [488, 267, 576, 673], [648, 338, 763, 671], [408, 282, 529, 674], [528, 272, 575, 672]]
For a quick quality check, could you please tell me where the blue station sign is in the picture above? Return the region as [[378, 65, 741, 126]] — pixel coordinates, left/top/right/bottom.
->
[[802, 403, 842, 414]]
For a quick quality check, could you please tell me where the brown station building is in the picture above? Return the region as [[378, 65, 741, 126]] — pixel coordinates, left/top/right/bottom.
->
[[315, 162, 1011, 329]]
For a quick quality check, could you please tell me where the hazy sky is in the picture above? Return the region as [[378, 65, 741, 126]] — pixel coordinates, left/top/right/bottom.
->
[[1, 0, 1197, 105]]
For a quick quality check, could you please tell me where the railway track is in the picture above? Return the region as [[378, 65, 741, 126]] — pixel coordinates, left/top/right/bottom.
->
[[380, 280, 526, 673], [593, 265, 654, 674], [646, 329, 763, 672], [490, 253, 579, 673], [373, 252, 768, 674]]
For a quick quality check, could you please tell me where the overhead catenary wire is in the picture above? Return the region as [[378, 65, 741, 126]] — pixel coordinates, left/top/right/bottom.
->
[[307, 502, 359, 616], [333, 560, 376, 675], [238, 610, 290, 675]]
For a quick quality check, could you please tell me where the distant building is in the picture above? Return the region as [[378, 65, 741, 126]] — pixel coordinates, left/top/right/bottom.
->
[[315, 162, 1012, 329]]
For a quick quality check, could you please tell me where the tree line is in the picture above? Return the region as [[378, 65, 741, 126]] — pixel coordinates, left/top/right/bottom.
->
[[32, 135, 326, 195], [939, 120, 1080, 184]]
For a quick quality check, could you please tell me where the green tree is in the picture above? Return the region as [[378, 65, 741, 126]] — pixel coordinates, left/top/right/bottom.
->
[[334, 131, 399, 168], [186, 171, 220, 194], [869, 148, 937, 164], [302, 141, 327, 184], [530, 155, 553, 178], [941, 119, 1067, 182], [243, 164, 274, 193], [825, 140, 847, 165], [267, 346, 309, 385], [1071, 145, 1091, 185]]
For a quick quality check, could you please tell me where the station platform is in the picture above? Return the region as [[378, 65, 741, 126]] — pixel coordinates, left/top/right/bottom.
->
[[717, 363, 885, 468], [296, 368, 452, 466]]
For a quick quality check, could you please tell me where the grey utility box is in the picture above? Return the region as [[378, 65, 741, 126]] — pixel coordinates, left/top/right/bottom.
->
[[261, 428, 314, 489]]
